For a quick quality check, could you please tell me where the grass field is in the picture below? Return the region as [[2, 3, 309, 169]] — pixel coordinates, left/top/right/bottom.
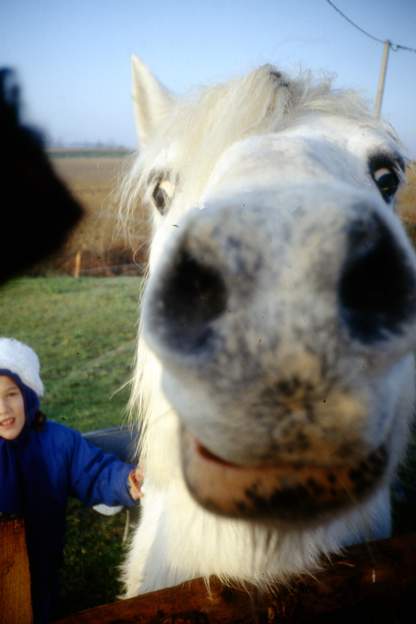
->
[[50, 155, 134, 274], [48, 148, 132, 159], [398, 162, 416, 219], [0, 276, 142, 616], [0, 276, 141, 430], [42, 150, 416, 277], [44, 152, 149, 276]]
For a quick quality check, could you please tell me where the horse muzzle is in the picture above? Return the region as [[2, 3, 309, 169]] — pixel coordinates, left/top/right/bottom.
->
[[181, 427, 389, 525]]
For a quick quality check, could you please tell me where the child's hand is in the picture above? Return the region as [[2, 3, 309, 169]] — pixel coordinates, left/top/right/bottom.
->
[[128, 466, 144, 500]]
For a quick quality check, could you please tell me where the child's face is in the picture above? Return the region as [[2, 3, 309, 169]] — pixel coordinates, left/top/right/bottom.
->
[[0, 376, 26, 440]]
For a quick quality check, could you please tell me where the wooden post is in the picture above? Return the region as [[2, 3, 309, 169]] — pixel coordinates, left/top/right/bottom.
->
[[73, 250, 82, 278], [0, 516, 33, 624], [374, 40, 391, 119]]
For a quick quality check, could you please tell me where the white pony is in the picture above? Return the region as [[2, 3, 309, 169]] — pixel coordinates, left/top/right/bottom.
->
[[121, 56, 416, 596]]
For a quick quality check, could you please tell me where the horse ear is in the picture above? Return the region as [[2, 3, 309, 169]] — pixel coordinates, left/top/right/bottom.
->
[[131, 55, 174, 146]]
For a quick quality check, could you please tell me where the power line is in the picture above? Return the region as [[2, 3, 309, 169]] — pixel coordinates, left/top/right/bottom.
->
[[325, 0, 384, 45], [325, 0, 416, 54]]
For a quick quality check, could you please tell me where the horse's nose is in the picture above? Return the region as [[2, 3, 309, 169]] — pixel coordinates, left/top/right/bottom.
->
[[338, 213, 416, 343], [148, 206, 416, 355], [152, 246, 228, 352]]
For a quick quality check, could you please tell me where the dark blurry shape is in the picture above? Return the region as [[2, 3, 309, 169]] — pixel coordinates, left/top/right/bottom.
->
[[0, 69, 82, 282]]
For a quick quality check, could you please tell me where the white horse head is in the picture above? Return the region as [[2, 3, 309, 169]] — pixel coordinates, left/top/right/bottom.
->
[[121, 56, 416, 595]]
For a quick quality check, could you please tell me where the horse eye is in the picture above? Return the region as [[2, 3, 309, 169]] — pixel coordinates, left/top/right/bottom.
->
[[372, 166, 400, 202], [151, 179, 175, 215]]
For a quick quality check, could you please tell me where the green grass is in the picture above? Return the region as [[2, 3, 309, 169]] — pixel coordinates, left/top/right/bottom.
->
[[0, 276, 142, 617], [58, 499, 141, 617], [0, 276, 142, 431]]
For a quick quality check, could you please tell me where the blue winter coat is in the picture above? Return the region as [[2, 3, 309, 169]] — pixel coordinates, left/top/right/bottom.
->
[[0, 373, 135, 623]]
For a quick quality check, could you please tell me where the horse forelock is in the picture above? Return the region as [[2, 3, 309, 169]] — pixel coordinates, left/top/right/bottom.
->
[[119, 65, 402, 240]]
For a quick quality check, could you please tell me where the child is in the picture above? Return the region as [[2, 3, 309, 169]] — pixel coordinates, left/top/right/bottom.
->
[[0, 337, 143, 623]]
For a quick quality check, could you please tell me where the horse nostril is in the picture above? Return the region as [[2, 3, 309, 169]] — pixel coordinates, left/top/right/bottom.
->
[[339, 214, 416, 342], [158, 249, 227, 352]]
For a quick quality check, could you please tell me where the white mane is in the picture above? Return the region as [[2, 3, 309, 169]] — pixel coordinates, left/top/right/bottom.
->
[[119, 58, 415, 597]]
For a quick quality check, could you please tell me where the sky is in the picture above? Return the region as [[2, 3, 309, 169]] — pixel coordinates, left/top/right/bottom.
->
[[1, 0, 416, 155]]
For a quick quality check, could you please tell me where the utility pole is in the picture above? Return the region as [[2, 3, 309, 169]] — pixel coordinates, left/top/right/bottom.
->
[[374, 40, 391, 118]]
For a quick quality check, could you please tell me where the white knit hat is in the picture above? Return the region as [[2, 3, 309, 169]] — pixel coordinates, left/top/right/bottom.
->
[[0, 337, 44, 397]]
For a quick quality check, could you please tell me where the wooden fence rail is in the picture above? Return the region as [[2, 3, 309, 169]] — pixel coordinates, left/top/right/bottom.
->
[[56, 532, 416, 624], [1, 513, 415, 623]]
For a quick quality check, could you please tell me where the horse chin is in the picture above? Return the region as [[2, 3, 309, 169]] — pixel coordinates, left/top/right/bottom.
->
[[180, 427, 389, 526]]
